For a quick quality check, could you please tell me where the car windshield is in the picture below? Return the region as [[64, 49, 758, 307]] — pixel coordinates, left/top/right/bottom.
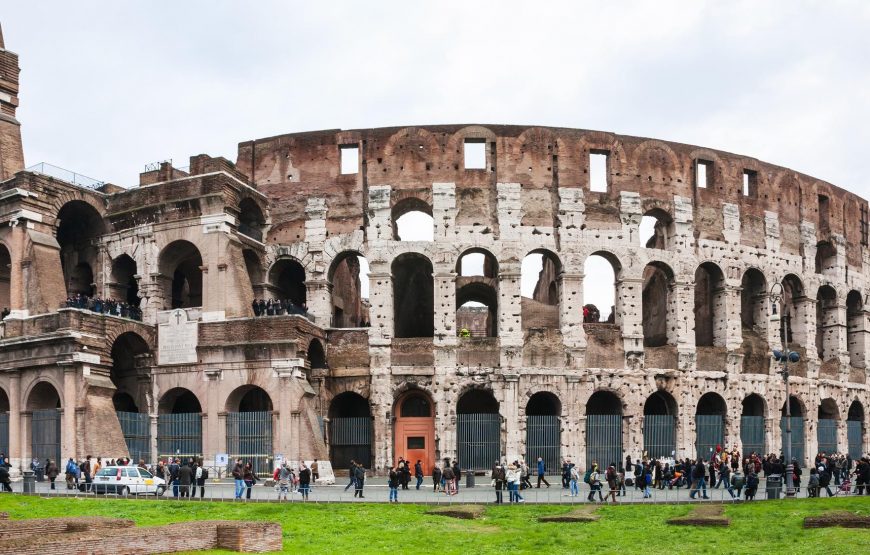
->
[[139, 468, 153, 478], [96, 468, 118, 477]]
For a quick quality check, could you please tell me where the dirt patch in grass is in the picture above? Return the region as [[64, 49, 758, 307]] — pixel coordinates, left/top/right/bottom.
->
[[538, 505, 601, 523], [667, 504, 730, 527], [804, 511, 870, 529], [426, 505, 486, 520]]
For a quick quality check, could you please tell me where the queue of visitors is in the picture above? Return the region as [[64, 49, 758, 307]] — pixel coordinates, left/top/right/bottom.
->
[[251, 298, 310, 318], [65, 293, 142, 321]]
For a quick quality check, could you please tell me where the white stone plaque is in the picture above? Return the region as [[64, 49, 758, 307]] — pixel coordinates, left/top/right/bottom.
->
[[158, 308, 199, 365]]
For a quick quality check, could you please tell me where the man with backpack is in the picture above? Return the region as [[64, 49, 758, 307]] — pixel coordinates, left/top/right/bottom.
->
[[353, 461, 366, 498], [569, 462, 580, 496], [585, 463, 603, 502]]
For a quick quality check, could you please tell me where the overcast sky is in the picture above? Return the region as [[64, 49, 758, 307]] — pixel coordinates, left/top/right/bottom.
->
[[4, 1, 869, 313]]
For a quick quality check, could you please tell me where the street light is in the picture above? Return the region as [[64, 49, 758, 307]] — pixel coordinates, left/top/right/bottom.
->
[[769, 281, 799, 498]]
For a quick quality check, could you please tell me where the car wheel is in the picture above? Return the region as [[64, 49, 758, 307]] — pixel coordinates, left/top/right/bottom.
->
[[120, 486, 130, 497], [156, 485, 166, 496]]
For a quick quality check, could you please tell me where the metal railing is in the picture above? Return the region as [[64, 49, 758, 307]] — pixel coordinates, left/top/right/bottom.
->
[[26, 162, 105, 190]]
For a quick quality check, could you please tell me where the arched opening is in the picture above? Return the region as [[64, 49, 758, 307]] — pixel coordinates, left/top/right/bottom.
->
[[817, 398, 840, 454], [643, 262, 675, 347], [695, 393, 726, 460], [846, 290, 865, 368], [238, 198, 266, 242], [158, 240, 203, 309], [781, 274, 807, 347], [157, 388, 202, 462], [643, 391, 677, 459], [0, 388, 10, 460], [815, 240, 837, 274], [525, 392, 561, 471], [694, 262, 726, 347], [307, 339, 326, 372], [741, 394, 767, 456], [328, 252, 370, 328], [583, 252, 620, 325], [740, 269, 767, 331], [226, 386, 273, 473], [847, 401, 865, 459], [392, 198, 434, 241], [267, 258, 307, 309], [457, 389, 500, 470], [639, 209, 674, 249], [329, 392, 372, 469], [242, 249, 263, 299], [0, 244, 11, 313], [456, 249, 499, 337], [780, 395, 806, 466], [586, 391, 622, 470], [110, 331, 152, 463], [815, 286, 838, 362], [26, 382, 61, 465], [110, 254, 140, 307], [393, 253, 434, 338], [56, 200, 104, 298], [521, 250, 562, 330], [394, 391, 435, 473]]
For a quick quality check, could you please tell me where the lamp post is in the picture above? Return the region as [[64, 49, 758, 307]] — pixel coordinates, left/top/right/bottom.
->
[[769, 281, 798, 498]]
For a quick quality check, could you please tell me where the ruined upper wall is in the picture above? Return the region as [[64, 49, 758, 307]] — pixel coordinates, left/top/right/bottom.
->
[[235, 125, 868, 264]]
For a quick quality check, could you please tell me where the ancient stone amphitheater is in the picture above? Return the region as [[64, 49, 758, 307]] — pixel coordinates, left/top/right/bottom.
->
[[0, 22, 866, 475]]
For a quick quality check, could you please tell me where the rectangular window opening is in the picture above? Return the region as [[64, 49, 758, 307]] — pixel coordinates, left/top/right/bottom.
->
[[589, 151, 608, 192], [464, 139, 486, 169], [743, 170, 757, 197], [696, 160, 710, 189], [407, 436, 425, 449], [819, 194, 830, 229], [340, 145, 359, 174]]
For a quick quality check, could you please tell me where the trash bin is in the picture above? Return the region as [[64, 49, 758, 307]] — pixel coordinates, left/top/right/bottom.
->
[[466, 470, 475, 488], [22, 470, 35, 494], [35, 466, 45, 482], [765, 474, 782, 499]]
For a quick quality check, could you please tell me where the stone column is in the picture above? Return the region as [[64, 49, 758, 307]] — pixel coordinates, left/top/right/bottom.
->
[[305, 279, 331, 327], [619, 277, 644, 366], [503, 375, 520, 462], [8, 371, 21, 473], [560, 256, 586, 361], [62, 364, 77, 459], [498, 261, 523, 369], [672, 280, 696, 370], [275, 371, 294, 463], [564, 376, 581, 462], [205, 370, 222, 464]]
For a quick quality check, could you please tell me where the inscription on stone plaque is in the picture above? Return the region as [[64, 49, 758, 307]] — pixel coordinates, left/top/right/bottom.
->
[[158, 308, 198, 365]]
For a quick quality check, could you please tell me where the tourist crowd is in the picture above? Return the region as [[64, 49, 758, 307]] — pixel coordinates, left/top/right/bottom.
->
[[251, 298, 310, 318], [65, 294, 142, 321]]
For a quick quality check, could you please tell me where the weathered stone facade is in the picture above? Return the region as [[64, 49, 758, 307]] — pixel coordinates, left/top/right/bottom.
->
[[0, 23, 867, 475]]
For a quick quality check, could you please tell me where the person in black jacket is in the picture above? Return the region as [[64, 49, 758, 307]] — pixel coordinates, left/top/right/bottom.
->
[[178, 462, 193, 498], [388, 465, 398, 503], [414, 460, 424, 490], [353, 462, 366, 498], [0, 465, 12, 492], [818, 457, 835, 496], [298, 463, 311, 501], [432, 462, 443, 492], [452, 460, 461, 492], [689, 458, 709, 499]]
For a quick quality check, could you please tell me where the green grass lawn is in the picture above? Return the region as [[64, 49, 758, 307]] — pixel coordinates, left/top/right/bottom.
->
[[1, 494, 868, 554]]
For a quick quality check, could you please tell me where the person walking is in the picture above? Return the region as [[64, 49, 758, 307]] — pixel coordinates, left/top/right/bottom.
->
[[443, 464, 456, 496], [353, 462, 366, 498], [719, 462, 736, 500], [81, 455, 93, 493], [586, 463, 603, 503], [388, 465, 399, 503], [178, 460, 193, 498], [344, 460, 357, 493], [536, 457, 550, 488], [298, 463, 311, 501], [169, 458, 181, 498], [506, 463, 524, 503], [605, 464, 619, 503], [689, 458, 709, 500], [195, 461, 207, 498], [452, 459, 461, 492], [818, 458, 835, 497], [432, 462, 442, 492], [569, 463, 580, 497], [745, 470, 759, 501], [232, 458, 245, 499], [414, 460, 424, 490], [243, 462, 257, 500], [491, 460, 505, 504], [46, 459, 58, 491], [0, 464, 11, 492], [277, 463, 292, 501]]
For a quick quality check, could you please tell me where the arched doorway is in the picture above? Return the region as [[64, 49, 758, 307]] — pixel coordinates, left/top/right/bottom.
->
[[586, 391, 622, 470], [110, 254, 140, 307], [695, 393, 726, 460], [268, 258, 307, 308], [643, 391, 677, 459], [56, 200, 104, 298], [328, 252, 370, 327], [394, 391, 435, 473], [740, 394, 767, 456], [521, 250, 562, 330], [456, 389, 500, 470], [158, 241, 203, 309], [238, 198, 266, 241], [642, 262, 675, 347], [393, 253, 434, 338], [694, 262, 726, 347], [525, 392, 561, 472], [226, 386, 273, 474], [392, 198, 434, 241], [307, 339, 326, 377], [780, 395, 806, 466], [847, 401, 865, 459], [817, 398, 840, 454], [27, 382, 61, 465], [329, 392, 373, 469], [157, 388, 203, 463], [111, 332, 152, 463], [456, 249, 499, 337], [0, 387, 9, 459]]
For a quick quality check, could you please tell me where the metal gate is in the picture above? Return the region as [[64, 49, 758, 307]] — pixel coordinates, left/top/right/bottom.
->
[[847, 420, 864, 459], [31, 408, 61, 464], [695, 415, 724, 460], [457, 413, 500, 470], [643, 415, 675, 460], [117, 411, 150, 464], [0, 412, 8, 457], [330, 416, 372, 469], [780, 416, 805, 466], [740, 416, 765, 456], [817, 419, 838, 454], [525, 415, 560, 472], [157, 413, 202, 462], [586, 414, 622, 470], [226, 411, 273, 475]]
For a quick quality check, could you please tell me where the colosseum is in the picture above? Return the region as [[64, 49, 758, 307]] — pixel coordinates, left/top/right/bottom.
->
[[0, 24, 867, 476]]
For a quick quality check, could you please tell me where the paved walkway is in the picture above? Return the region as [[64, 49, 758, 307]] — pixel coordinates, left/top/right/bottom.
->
[[10, 476, 846, 504]]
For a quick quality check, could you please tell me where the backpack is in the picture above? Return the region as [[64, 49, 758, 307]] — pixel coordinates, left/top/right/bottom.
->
[[201, 467, 209, 480], [583, 470, 592, 484]]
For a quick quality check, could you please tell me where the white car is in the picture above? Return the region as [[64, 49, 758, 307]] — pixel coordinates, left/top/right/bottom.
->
[[91, 466, 166, 496]]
